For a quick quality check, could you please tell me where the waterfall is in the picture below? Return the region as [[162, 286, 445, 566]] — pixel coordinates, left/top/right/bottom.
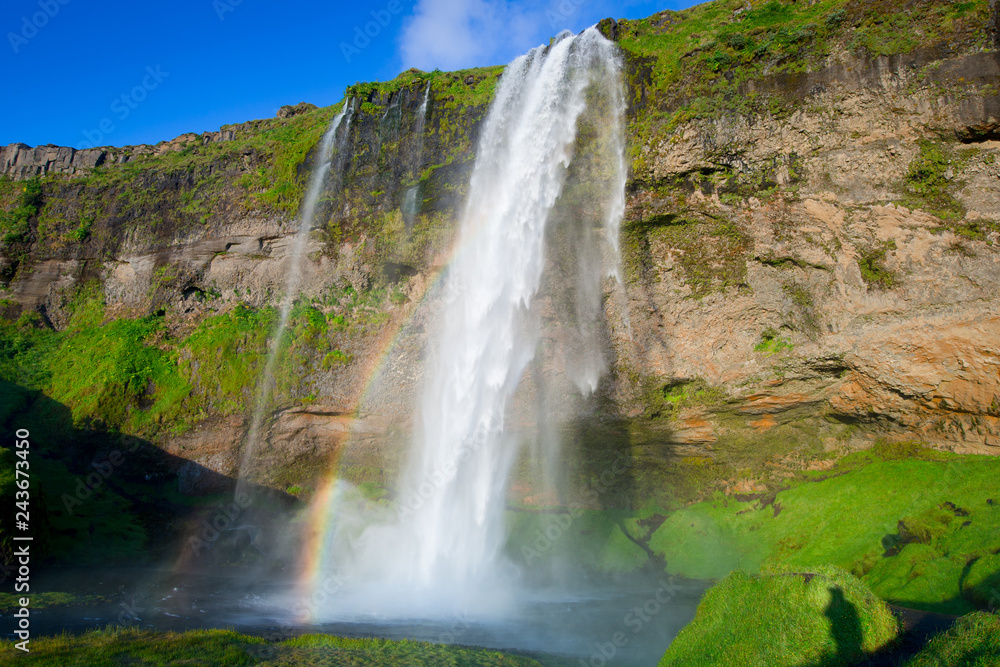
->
[[236, 102, 352, 493], [403, 82, 431, 230], [311, 27, 625, 616]]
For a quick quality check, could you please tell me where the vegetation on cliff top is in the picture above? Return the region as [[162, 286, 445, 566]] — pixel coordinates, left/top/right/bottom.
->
[[617, 0, 990, 162], [347, 64, 503, 111]]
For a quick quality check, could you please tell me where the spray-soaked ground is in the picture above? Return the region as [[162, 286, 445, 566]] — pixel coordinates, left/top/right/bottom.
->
[[20, 566, 704, 666]]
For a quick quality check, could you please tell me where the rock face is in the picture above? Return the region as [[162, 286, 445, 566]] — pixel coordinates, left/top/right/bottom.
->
[[0, 143, 115, 179], [605, 47, 1000, 459], [1, 21, 999, 496]]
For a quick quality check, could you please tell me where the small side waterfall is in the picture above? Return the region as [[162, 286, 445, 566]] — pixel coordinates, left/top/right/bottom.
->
[[308, 27, 626, 617], [403, 82, 431, 230], [236, 102, 352, 493]]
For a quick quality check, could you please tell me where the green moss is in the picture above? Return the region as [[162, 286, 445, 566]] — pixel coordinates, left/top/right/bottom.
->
[[963, 554, 1000, 609], [659, 566, 899, 667], [641, 376, 728, 421], [899, 141, 966, 222], [783, 283, 819, 331], [858, 239, 898, 290], [0, 176, 42, 245], [648, 446, 1000, 614], [0, 283, 366, 438], [754, 327, 793, 355], [623, 212, 751, 298]]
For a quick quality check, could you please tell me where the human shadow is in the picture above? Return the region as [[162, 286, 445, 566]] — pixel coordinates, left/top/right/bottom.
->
[[826, 585, 864, 664]]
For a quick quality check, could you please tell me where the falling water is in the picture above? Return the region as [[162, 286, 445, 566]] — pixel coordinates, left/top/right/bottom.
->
[[236, 102, 352, 493], [310, 27, 625, 616], [403, 82, 431, 230]]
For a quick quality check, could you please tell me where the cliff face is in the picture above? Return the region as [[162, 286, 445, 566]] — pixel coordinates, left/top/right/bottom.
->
[[1, 0, 998, 504], [613, 49, 1000, 454]]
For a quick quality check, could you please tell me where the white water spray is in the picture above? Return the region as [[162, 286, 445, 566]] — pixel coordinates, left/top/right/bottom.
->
[[236, 102, 352, 492], [313, 28, 625, 615]]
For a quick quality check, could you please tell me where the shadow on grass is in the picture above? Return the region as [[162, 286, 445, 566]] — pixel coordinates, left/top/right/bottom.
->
[[844, 605, 959, 667], [0, 378, 297, 575], [827, 586, 864, 663]]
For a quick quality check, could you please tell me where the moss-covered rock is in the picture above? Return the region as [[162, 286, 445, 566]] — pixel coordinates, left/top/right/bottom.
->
[[659, 566, 899, 666]]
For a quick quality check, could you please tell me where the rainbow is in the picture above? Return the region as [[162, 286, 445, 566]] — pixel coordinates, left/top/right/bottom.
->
[[292, 229, 473, 614]]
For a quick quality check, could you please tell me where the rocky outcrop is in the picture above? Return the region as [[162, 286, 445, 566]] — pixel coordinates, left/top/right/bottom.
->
[[0, 143, 119, 180], [276, 102, 318, 119]]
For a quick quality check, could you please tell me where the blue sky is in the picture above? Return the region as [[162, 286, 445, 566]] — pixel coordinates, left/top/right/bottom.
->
[[0, 0, 694, 150]]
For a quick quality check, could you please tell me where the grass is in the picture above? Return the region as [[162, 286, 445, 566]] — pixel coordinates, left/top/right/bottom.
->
[[347, 65, 503, 111], [0, 176, 42, 245], [659, 566, 899, 666], [647, 442, 1000, 614], [0, 284, 392, 439], [0, 627, 550, 666], [0, 591, 106, 611], [904, 611, 1000, 666]]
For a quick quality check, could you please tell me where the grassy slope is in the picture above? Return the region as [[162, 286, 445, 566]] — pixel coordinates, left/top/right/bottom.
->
[[659, 566, 899, 666], [0, 628, 550, 667], [0, 280, 393, 439], [648, 443, 1000, 614]]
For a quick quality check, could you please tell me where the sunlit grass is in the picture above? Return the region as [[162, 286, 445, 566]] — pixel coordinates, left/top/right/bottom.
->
[[0, 628, 552, 666], [649, 443, 1000, 614], [659, 566, 899, 666]]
